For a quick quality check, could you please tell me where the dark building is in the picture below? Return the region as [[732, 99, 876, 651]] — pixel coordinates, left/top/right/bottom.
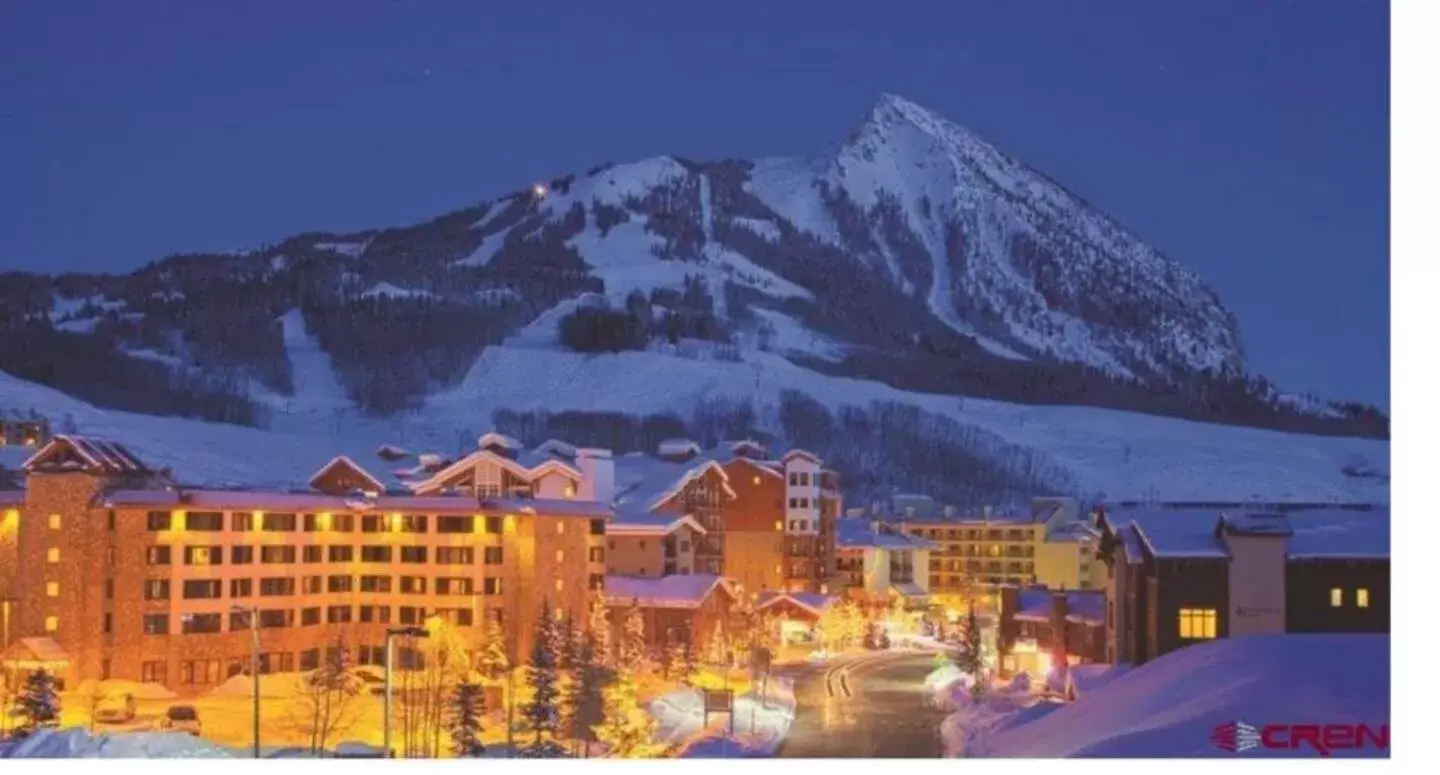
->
[[1098, 506, 1388, 665]]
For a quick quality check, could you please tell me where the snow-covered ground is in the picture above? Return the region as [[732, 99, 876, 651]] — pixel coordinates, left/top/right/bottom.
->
[[950, 635, 1389, 758], [1, 729, 233, 758], [0, 334, 1389, 502], [649, 679, 797, 758]]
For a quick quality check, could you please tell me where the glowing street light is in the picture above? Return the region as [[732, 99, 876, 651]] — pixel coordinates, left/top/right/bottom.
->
[[532, 183, 548, 199]]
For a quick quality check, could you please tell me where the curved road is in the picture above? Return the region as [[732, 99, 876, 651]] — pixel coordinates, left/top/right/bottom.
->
[[778, 651, 948, 758]]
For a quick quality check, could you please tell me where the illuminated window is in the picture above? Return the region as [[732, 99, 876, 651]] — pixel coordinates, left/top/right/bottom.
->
[[555, 578, 564, 592], [774, 521, 783, 532], [1330, 588, 1343, 607], [46, 582, 59, 597], [1178, 608, 1218, 639], [1357, 588, 1370, 608], [46, 548, 59, 564], [48, 514, 61, 530], [557, 521, 566, 535], [564, 484, 576, 499], [556, 550, 565, 563], [44, 616, 58, 633], [753, 476, 761, 485]]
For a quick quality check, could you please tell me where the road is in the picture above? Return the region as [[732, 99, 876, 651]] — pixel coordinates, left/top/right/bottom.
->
[[777, 651, 948, 758]]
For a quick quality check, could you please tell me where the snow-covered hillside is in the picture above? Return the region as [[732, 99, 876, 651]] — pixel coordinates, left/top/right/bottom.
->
[[0, 354, 1388, 503]]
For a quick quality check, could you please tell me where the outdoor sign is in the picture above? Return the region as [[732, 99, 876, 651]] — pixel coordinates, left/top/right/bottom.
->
[[703, 688, 736, 735]]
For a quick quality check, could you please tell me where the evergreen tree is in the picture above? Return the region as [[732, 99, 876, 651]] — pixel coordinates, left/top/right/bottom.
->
[[563, 631, 606, 757], [558, 613, 579, 672], [16, 669, 61, 736], [594, 672, 658, 758], [587, 598, 613, 669], [521, 601, 566, 757], [476, 618, 511, 681], [446, 679, 486, 757], [620, 605, 650, 675], [956, 609, 985, 680]]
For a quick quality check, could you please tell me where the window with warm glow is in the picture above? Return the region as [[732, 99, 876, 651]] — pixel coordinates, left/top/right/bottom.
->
[[556, 550, 565, 563], [1330, 588, 1343, 607], [555, 578, 564, 592], [1357, 588, 1370, 608], [1178, 608, 1217, 639], [753, 476, 761, 485], [564, 484, 575, 499], [557, 521, 566, 534], [46, 548, 59, 564], [44, 616, 58, 632], [46, 582, 59, 597], [48, 514, 61, 530], [774, 520, 783, 532]]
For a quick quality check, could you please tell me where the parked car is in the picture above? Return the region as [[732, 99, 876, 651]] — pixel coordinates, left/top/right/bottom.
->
[[158, 705, 201, 736], [93, 693, 137, 724]]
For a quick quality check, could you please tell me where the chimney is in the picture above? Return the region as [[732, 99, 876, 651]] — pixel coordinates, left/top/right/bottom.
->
[[577, 448, 615, 505]]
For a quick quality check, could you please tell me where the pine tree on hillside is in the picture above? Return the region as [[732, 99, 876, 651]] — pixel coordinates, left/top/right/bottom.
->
[[446, 679, 486, 757], [558, 613, 579, 672], [521, 601, 567, 758], [16, 668, 61, 736], [587, 598, 613, 669], [620, 604, 650, 676], [563, 631, 606, 757], [476, 618, 511, 682], [956, 608, 985, 682], [594, 672, 658, 758]]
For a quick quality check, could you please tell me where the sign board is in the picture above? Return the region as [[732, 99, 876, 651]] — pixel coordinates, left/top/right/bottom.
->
[[703, 688, 734, 714]]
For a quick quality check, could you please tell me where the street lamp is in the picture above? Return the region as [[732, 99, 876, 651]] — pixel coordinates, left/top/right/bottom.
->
[[230, 604, 260, 759], [384, 626, 429, 758]]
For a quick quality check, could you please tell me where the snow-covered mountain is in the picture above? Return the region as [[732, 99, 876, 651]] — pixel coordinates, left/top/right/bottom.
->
[[0, 92, 1383, 456]]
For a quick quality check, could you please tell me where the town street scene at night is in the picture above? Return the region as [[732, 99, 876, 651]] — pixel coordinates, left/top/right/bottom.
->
[[0, 0, 1417, 766]]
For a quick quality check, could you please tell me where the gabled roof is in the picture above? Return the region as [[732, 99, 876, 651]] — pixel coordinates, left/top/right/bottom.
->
[[308, 455, 386, 494], [1014, 588, 1105, 625], [780, 449, 822, 465], [1219, 511, 1294, 537], [410, 445, 582, 495], [23, 435, 151, 475], [755, 591, 836, 618], [603, 574, 735, 609], [613, 453, 737, 514], [608, 511, 706, 536], [1108, 506, 1390, 561], [658, 438, 702, 458]]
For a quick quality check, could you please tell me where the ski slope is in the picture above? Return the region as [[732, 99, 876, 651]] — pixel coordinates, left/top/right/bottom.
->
[[1, 331, 1389, 503]]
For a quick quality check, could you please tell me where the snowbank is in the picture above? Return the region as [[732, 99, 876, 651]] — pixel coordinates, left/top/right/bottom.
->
[[1, 729, 233, 758], [207, 672, 303, 699], [69, 679, 177, 702], [649, 678, 797, 758], [982, 635, 1390, 758]]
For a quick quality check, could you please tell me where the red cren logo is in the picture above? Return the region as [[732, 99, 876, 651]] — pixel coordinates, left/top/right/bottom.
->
[[1211, 721, 1389, 756]]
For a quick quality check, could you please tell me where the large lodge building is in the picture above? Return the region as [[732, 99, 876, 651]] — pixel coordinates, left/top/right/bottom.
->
[[0, 433, 842, 691]]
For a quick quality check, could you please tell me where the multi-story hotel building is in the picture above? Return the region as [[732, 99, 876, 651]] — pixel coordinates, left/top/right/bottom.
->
[[1, 435, 610, 691]]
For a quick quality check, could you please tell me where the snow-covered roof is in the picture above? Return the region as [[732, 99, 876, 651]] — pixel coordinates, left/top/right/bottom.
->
[[1110, 507, 1389, 561], [780, 448, 822, 465], [99, 489, 611, 518], [1014, 588, 1105, 625], [657, 438, 702, 458], [23, 435, 152, 475], [754, 590, 835, 617], [613, 452, 737, 514], [1286, 508, 1390, 559], [603, 574, 734, 609], [307, 455, 386, 493], [1219, 511, 1294, 537], [835, 518, 936, 550], [0, 490, 23, 507], [3, 637, 70, 665], [608, 511, 706, 535], [477, 432, 521, 452]]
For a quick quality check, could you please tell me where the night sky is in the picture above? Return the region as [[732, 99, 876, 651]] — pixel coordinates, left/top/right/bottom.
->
[[0, 0, 1389, 408]]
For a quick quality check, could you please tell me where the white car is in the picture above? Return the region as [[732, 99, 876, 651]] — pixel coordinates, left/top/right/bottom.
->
[[93, 693, 137, 724], [158, 705, 202, 736]]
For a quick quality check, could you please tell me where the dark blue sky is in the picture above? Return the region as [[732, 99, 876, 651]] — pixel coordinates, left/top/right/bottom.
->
[[0, 0, 1389, 408]]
